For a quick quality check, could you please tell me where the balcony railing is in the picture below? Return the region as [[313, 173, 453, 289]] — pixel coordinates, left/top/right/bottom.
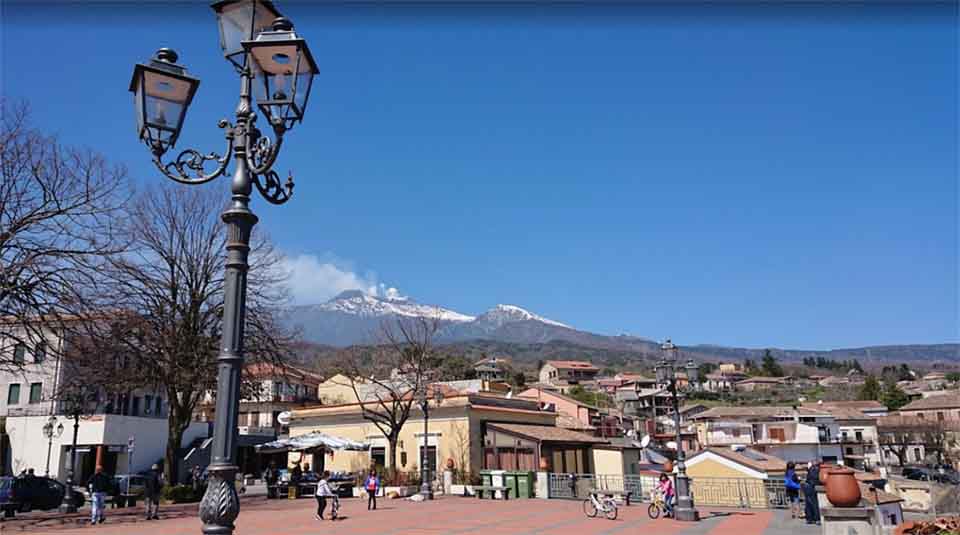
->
[[6, 405, 55, 417]]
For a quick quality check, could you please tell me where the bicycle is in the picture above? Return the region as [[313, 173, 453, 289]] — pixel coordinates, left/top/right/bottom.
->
[[648, 490, 669, 519], [582, 492, 618, 521]]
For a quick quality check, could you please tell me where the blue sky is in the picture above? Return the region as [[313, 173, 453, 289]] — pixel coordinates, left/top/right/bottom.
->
[[2, 2, 957, 350]]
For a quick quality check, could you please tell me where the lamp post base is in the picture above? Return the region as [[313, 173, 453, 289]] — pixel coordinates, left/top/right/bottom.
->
[[673, 475, 699, 522], [420, 483, 433, 500]]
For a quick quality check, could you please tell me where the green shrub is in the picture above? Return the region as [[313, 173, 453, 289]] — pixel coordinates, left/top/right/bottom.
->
[[162, 484, 201, 503]]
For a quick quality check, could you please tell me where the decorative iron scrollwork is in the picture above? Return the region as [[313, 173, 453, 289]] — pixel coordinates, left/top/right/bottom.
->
[[152, 120, 234, 185], [252, 169, 294, 205]]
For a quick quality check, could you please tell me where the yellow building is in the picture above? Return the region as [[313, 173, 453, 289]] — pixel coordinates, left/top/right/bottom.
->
[[289, 393, 605, 476], [683, 447, 786, 508]]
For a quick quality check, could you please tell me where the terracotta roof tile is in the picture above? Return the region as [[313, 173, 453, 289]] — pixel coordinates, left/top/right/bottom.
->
[[487, 423, 608, 444], [900, 393, 960, 411]]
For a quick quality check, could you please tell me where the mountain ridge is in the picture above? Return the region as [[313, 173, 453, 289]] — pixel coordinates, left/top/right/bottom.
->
[[284, 291, 960, 364]]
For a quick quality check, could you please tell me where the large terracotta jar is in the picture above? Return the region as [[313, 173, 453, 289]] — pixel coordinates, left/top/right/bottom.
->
[[819, 464, 834, 485], [825, 468, 861, 507]]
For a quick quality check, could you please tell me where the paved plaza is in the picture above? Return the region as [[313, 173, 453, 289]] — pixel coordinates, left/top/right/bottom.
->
[[2, 496, 820, 535]]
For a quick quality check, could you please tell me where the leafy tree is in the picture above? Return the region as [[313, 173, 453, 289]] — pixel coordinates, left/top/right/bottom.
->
[[744, 358, 760, 375], [857, 375, 882, 401], [761, 350, 784, 377], [946, 372, 960, 383], [881, 377, 910, 411]]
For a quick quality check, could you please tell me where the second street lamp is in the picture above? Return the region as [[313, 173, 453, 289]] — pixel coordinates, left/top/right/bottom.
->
[[657, 339, 700, 522], [129, 2, 316, 533], [420, 387, 444, 500], [42, 416, 64, 477]]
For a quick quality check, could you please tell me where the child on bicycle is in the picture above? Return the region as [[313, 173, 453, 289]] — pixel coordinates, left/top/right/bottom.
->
[[657, 473, 675, 518]]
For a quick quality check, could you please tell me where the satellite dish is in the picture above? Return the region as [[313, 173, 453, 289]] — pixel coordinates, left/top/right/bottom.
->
[[666, 441, 678, 450], [276, 411, 292, 425], [640, 435, 651, 448]]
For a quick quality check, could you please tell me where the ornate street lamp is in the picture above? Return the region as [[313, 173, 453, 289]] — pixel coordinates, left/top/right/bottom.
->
[[419, 386, 444, 500], [129, 2, 316, 533], [657, 339, 700, 522], [42, 416, 64, 477]]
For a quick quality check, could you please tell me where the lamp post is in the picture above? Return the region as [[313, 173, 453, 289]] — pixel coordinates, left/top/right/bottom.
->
[[419, 387, 444, 500], [60, 394, 83, 513], [42, 416, 64, 477], [655, 339, 700, 522], [128, 2, 317, 533]]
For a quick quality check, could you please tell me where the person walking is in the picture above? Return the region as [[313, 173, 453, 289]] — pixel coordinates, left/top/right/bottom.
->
[[314, 471, 335, 520], [89, 466, 112, 525], [803, 462, 822, 525], [191, 465, 202, 493], [143, 464, 163, 520], [364, 469, 381, 510], [785, 462, 802, 519], [263, 462, 279, 499]]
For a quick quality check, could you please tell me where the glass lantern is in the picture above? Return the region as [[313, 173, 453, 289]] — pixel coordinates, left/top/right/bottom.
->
[[211, 0, 282, 70], [129, 49, 200, 154], [243, 17, 319, 130]]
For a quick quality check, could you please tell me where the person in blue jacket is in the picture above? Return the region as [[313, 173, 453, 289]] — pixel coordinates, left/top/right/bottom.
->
[[364, 469, 381, 511], [784, 462, 802, 519]]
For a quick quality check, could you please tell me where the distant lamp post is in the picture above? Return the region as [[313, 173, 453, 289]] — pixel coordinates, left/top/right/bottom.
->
[[419, 386, 444, 500], [42, 416, 64, 477], [655, 339, 700, 522], [128, 2, 317, 533]]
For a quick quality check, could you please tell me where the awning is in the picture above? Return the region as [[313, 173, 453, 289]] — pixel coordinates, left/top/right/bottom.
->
[[255, 431, 370, 454]]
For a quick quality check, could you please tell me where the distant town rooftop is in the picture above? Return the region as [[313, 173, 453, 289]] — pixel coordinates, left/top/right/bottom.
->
[[900, 393, 960, 411], [693, 406, 832, 420], [545, 360, 598, 370]]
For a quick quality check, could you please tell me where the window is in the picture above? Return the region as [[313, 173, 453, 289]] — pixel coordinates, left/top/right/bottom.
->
[[937, 412, 944, 422], [29, 383, 42, 404], [419, 445, 437, 475], [841, 432, 849, 441], [769, 428, 786, 442], [34, 342, 46, 364], [13, 344, 25, 364], [155, 397, 162, 416], [855, 431, 863, 442], [917, 413, 925, 420], [131, 396, 140, 416], [913, 448, 922, 462], [144, 395, 152, 414], [7, 384, 21, 405], [846, 447, 854, 455], [370, 447, 386, 469]]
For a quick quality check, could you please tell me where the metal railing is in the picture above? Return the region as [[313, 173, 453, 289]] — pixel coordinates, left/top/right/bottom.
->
[[689, 477, 789, 509], [593, 474, 645, 500]]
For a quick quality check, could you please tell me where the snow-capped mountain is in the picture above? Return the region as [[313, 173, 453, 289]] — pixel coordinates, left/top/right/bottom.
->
[[285, 291, 575, 347], [474, 304, 570, 329], [317, 290, 475, 323]]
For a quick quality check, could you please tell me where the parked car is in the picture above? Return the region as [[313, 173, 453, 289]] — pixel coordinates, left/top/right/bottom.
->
[[1, 475, 84, 518]]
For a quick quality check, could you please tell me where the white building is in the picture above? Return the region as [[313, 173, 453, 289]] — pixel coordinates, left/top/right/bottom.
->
[[1, 321, 207, 483], [692, 406, 844, 464]]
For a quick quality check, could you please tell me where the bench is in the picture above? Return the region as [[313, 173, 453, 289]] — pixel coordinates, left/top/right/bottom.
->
[[597, 491, 633, 506], [474, 485, 512, 500]]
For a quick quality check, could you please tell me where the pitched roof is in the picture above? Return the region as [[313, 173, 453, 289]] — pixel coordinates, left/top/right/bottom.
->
[[691, 447, 786, 473], [901, 393, 960, 411], [802, 401, 886, 420], [545, 360, 598, 371], [488, 423, 608, 444], [735, 377, 785, 384], [693, 406, 832, 420]]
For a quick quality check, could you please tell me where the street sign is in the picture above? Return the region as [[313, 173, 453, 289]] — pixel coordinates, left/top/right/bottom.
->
[[276, 411, 291, 425]]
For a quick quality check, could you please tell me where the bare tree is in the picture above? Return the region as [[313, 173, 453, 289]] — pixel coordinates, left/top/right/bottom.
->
[[88, 186, 295, 483], [877, 416, 958, 467], [0, 102, 128, 368], [337, 316, 443, 473]]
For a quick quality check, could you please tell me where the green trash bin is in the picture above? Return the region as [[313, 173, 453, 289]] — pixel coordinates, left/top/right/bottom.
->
[[514, 471, 534, 499], [502, 472, 519, 500], [479, 470, 493, 498]]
